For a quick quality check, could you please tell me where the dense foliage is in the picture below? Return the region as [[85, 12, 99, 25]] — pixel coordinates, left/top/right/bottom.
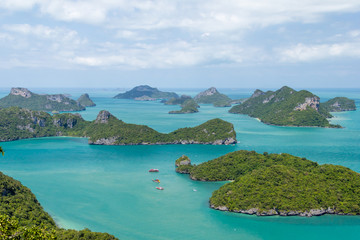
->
[[0, 90, 84, 112], [321, 97, 356, 112], [113, 85, 178, 99], [77, 93, 96, 107], [229, 86, 342, 127], [164, 95, 192, 105], [210, 164, 360, 215], [169, 99, 199, 114], [0, 107, 236, 145], [189, 150, 317, 181], [179, 150, 360, 215]]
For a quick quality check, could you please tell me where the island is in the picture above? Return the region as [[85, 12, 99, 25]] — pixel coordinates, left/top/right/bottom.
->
[[229, 86, 356, 127], [0, 170, 118, 239], [113, 85, 179, 100], [194, 87, 232, 107], [0, 107, 237, 145], [169, 99, 199, 114], [0, 88, 85, 112], [175, 150, 360, 217], [77, 93, 96, 107], [321, 97, 356, 112]]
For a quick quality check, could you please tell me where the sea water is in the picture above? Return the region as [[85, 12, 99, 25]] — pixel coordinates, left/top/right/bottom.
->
[[0, 88, 360, 240]]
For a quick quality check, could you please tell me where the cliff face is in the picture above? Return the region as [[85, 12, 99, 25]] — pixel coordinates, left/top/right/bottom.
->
[[294, 96, 320, 111], [0, 88, 85, 112]]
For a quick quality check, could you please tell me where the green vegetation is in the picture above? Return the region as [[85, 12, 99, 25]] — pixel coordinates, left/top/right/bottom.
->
[[0, 88, 85, 112], [0, 154, 118, 239], [175, 155, 194, 173], [77, 93, 96, 107], [194, 87, 232, 107], [164, 95, 192, 105], [177, 150, 360, 216], [114, 85, 179, 99], [0, 107, 236, 145], [169, 99, 199, 114], [229, 86, 344, 127], [321, 97, 356, 112]]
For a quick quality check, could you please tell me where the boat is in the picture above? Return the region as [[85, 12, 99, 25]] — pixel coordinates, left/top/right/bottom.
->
[[149, 169, 159, 172], [193, 189, 197, 192], [152, 179, 160, 183], [156, 187, 164, 190]]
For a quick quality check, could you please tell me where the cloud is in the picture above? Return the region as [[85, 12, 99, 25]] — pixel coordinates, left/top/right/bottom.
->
[[1, 0, 360, 31]]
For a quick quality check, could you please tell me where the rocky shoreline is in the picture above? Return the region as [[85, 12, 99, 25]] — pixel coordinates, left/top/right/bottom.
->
[[210, 205, 355, 217], [89, 137, 237, 145]]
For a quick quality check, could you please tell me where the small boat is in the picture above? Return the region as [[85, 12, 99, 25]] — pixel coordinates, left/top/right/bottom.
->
[[156, 187, 164, 190], [193, 189, 197, 192], [152, 179, 160, 183], [149, 169, 159, 172]]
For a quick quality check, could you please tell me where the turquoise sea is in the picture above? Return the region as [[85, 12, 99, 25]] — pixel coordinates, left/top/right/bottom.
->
[[1, 88, 360, 240]]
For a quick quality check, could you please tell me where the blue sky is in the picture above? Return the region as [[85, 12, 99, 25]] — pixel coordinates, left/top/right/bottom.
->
[[0, 0, 359, 88]]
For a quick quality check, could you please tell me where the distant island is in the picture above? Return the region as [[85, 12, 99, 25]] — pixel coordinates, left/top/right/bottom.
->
[[229, 86, 356, 127], [0, 107, 236, 145], [0, 88, 87, 112], [176, 150, 360, 217], [194, 87, 232, 107], [169, 99, 200, 114], [114, 85, 179, 100], [0, 169, 118, 239], [77, 93, 96, 107]]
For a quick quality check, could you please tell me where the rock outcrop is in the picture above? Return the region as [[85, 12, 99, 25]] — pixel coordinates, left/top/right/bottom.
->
[[294, 96, 320, 111], [10, 87, 32, 98], [95, 110, 112, 124]]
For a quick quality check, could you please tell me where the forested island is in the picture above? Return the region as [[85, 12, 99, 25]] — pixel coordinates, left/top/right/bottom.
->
[[0, 88, 86, 112], [0, 170, 118, 239], [194, 87, 232, 107], [176, 150, 360, 217], [229, 86, 356, 127], [0, 107, 236, 145], [113, 85, 179, 100], [77, 93, 96, 107]]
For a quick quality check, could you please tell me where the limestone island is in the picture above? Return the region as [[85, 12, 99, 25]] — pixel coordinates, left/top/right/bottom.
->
[[194, 87, 232, 107], [113, 85, 179, 100], [0, 107, 236, 145], [229, 86, 356, 128], [0, 169, 118, 239], [175, 150, 360, 217], [77, 93, 96, 107], [0, 87, 85, 112]]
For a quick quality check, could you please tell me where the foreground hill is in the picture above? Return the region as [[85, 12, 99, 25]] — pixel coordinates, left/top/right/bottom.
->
[[0, 88, 85, 112], [0, 170, 118, 239], [176, 150, 360, 217], [229, 86, 355, 127], [0, 107, 236, 145], [194, 87, 232, 107], [114, 85, 179, 100]]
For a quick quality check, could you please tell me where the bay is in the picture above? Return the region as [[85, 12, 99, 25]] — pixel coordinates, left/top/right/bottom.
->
[[0, 88, 360, 240]]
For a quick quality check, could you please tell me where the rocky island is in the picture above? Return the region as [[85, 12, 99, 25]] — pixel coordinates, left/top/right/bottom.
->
[[0, 107, 236, 145], [114, 85, 179, 100], [176, 150, 360, 217], [169, 99, 199, 114], [0, 88, 85, 112], [229, 86, 356, 127], [77, 93, 96, 107], [194, 87, 232, 107], [0, 169, 118, 239], [321, 97, 356, 112]]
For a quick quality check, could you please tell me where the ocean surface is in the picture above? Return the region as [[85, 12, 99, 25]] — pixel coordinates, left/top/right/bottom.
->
[[1, 87, 360, 240]]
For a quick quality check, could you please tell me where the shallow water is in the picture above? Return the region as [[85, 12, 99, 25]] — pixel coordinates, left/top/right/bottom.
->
[[1, 88, 360, 240]]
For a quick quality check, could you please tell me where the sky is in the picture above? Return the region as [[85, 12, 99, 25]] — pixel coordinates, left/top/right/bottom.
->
[[0, 0, 359, 89]]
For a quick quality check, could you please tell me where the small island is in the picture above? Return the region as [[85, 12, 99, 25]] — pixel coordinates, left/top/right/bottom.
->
[[0, 88, 85, 112], [0, 107, 237, 145], [176, 150, 360, 217], [229, 86, 356, 127], [194, 87, 232, 107], [169, 99, 199, 114], [77, 93, 96, 107], [113, 85, 179, 100]]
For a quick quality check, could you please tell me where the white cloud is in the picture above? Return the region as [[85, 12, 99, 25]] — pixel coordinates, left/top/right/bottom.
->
[[1, 0, 360, 31], [279, 41, 360, 62]]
